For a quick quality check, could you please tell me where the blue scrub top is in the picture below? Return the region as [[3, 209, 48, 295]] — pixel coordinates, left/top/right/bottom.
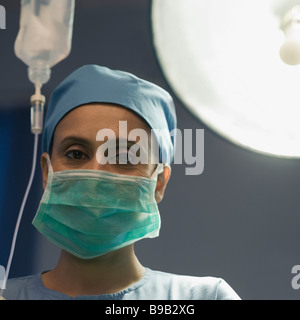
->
[[3, 268, 240, 300]]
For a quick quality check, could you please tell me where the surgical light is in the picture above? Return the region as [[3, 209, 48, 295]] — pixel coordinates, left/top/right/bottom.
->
[[280, 5, 300, 65], [152, 0, 300, 158]]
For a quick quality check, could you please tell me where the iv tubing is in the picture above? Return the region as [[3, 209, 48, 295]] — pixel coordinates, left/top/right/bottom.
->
[[0, 133, 39, 297]]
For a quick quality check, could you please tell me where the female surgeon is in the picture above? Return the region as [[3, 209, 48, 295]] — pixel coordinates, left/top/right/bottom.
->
[[3, 65, 240, 300]]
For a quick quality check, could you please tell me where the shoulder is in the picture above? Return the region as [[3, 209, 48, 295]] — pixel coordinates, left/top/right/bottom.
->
[[3, 274, 45, 300], [144, 269, 240, 300]]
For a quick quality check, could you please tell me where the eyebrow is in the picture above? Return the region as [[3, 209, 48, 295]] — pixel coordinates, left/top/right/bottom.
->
[[59, 136, 140, 149], [59, 136, 94, 148]]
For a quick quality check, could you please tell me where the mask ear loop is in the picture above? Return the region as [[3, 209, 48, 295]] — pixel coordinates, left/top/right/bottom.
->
[[31, 154, 55, 228], [41, 154, 55, 203], [150, 163, 165, 180], [46, 154, 54, 174]]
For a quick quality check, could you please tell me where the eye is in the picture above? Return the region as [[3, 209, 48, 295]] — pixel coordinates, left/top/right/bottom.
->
[[65, 149, 89, 161]]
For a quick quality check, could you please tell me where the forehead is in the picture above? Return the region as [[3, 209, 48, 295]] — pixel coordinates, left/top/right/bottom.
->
[[54, 103, 152, 139]]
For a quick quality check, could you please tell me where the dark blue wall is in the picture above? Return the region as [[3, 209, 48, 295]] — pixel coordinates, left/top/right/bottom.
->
[[0, 105, 43, 277]]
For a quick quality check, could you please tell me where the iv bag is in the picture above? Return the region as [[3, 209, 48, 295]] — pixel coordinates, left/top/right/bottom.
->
[[14, 0, 75, 86]]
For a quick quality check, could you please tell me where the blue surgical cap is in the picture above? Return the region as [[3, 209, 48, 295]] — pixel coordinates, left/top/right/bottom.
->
[[42, 65, 177, 164]]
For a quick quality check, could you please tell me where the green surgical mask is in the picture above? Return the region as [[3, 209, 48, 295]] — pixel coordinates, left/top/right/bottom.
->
[[32, 157, 163, 259]]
